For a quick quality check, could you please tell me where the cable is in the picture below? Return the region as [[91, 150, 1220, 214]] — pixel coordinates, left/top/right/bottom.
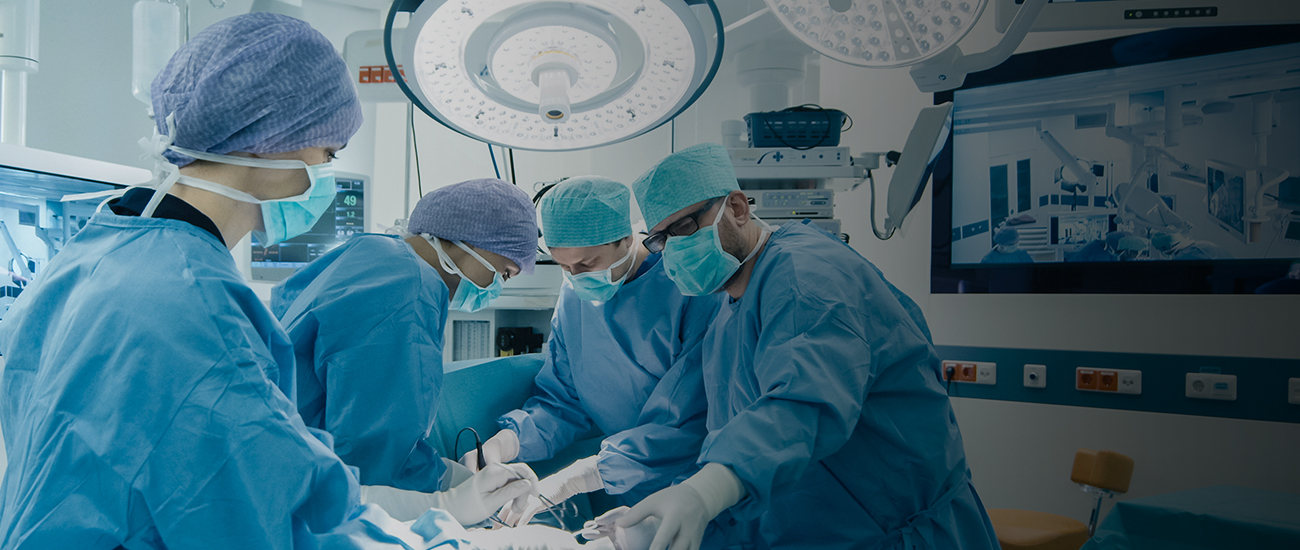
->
[[410, 107, 425, 197], [868, 174, 895, 240], [488, 144, 502, 180], [508, 148, 517, 185], [671, 119, 676, 153]]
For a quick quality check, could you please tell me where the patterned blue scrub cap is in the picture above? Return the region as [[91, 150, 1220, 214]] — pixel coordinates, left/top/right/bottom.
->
[[408, 179, 540, 275], [151, 13, 363, 166]]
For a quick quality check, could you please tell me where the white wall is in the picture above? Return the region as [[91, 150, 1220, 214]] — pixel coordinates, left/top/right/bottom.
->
[[820, 15, 1300, 524]]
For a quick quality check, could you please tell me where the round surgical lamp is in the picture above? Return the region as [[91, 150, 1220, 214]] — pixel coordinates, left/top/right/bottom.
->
[[762, 0, 1048, 92], [385, 0, 723, 152]]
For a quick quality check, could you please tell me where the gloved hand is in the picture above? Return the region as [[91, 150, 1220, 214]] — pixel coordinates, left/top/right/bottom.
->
[[616, 463, 745, 550], [580, 506, 661, 550], [460, 524, 585, 550], [461, 429, 521, 472], [362, 462, 538, 526], [499, 455, 603, 527], [442, 457, 475, 489]]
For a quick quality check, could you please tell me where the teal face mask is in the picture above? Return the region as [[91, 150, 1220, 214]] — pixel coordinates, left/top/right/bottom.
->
[[164, 145, 337, 247], [430, 236, 504, 313], [662, 204, 768, 296], [565, 241, 636, 302]]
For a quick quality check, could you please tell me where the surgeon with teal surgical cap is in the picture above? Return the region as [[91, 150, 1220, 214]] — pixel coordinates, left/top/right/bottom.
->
[[461, 177, 721, 528], [614, 143, 999, 550], [271, 178, 542, 527], [0, 13, 575, 550]]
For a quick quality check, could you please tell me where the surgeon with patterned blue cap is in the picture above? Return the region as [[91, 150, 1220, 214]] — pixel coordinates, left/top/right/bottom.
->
[[614, 143, 999, 550], [0, 13, 576, 550], [459, 177, 720, 528], [271, 178, 543, 527]]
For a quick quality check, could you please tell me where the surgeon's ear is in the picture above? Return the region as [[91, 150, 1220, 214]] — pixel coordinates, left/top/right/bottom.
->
[[723, 190, 751, 225]]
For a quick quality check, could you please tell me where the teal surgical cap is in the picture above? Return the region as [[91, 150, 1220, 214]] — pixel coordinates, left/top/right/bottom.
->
[[633, 143, 739, 230], [539, 176, 632, 248]]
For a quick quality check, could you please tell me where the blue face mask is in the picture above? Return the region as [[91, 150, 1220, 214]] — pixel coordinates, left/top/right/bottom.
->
[[565, 241, 636, 302], [430, 236, 504, 313], [662, 205, 768, 296], [161, 146, 338, 247]]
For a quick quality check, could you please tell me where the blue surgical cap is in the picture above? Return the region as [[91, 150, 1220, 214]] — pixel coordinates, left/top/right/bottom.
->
[[151, 13, 362, 167], [633, 143, 740, 230], [409, 179, 539, 275], [993, 227, 1020, 246], [539, 177, 632, 248], [1104, 231, 1133, 251]]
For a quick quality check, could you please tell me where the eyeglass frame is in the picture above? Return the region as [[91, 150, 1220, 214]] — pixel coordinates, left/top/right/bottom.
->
[[644, 196, 726, 254]]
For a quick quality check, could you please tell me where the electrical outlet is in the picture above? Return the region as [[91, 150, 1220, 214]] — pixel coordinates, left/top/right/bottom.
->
[[1024, 364, 1046, 389], [1288, 378, 1300, 405], [942, 361, 996, 385], [1186, 373, 1237, 401], [1076, 367, 1141, 394]]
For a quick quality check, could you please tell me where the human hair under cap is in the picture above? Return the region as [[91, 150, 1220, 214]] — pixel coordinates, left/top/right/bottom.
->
[[539, 176, 632, 248], [633, 143, 740, 230], [151, 13, 363, 167], [409, 178, 539, 274]]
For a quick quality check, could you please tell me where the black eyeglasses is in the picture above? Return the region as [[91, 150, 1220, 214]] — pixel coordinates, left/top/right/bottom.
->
[[644, 197, 723, 254]]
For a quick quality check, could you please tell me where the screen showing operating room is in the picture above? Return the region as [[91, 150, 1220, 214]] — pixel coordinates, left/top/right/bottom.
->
[[948, 41, 1300, 265]]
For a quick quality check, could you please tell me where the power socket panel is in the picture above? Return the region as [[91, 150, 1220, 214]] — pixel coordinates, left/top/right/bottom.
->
[[1076, 367, 1141, 395], [942, 360, 996, 385]]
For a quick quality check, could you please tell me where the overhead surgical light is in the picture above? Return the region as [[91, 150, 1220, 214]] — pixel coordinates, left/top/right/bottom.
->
[[385, 0, 723, 151], [761, 0, 1048, 92]]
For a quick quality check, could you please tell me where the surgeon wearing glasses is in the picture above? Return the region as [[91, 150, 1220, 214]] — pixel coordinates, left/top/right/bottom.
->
[[615, 144, 1000, 550]]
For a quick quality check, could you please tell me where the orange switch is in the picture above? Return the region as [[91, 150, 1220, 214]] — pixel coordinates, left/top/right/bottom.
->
[[1077, 368, 1098, 390], [1098, 371, 1118, 392]]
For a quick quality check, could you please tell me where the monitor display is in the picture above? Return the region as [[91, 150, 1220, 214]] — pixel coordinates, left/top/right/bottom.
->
[[931, 25, 1300, 293], [251, 174, 366, 281]]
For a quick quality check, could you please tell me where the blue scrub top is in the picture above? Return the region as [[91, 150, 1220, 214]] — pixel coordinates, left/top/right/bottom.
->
[[698, 221, 999, 550], [498, 252, 722, 505], [0, 212, 466, 549], [272, 234, 450, 493]]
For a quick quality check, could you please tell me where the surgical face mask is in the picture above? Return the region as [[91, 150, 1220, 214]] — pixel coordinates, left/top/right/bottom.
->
[[167, 146, 337, 247], [429, 236, 504, 313], [565, 241, 635, 302], [662, 204, 768, 296]]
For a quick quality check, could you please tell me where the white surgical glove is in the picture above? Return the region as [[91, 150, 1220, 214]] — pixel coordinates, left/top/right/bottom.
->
[[461, 524, 584, 550], [580, 506, 661, 550], [361, 462, 538, 526], [499, 455, 604, 527], [443, 457, 475, 488], [461, 429, 521, 472], [615, 463, 746, 550]]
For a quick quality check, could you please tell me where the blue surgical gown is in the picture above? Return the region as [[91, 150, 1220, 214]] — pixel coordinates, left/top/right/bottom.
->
[[0, 212, 470, 550], [1168, 241, 1232, 260], [498, 253, 720, 505], [1065, 240, 1117, 262], [272, 234, 449, 493], [698, 221, 999, 550]]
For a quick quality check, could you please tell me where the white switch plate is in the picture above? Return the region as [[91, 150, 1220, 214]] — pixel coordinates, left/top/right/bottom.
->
[[1186, 373, 1237, 401], [976, 362, 997, 385], [1024, 364, 1047, 388], [1289, 378, 1300, 405]]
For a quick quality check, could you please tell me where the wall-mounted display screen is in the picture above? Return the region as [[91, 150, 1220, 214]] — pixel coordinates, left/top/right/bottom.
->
[[932, 25, 1300, 293]]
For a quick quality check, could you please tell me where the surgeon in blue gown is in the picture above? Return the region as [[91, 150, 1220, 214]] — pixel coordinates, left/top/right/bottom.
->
[[271, 178, 542, 526], [462, 177, 720, 527], [615, 144, 999, 550], [0, 14, 511, 550], [981, 227, 1034, 264]]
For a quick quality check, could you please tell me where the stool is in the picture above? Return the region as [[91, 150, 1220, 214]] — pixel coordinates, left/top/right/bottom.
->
[[989, 449, 1135, 550]]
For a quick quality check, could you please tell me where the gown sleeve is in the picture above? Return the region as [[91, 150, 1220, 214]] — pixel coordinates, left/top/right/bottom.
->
[[498, 304, 595, 462], [698, 276, 875, 520], [595, 294, 715, 496], [317, 304, 447, 493]]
